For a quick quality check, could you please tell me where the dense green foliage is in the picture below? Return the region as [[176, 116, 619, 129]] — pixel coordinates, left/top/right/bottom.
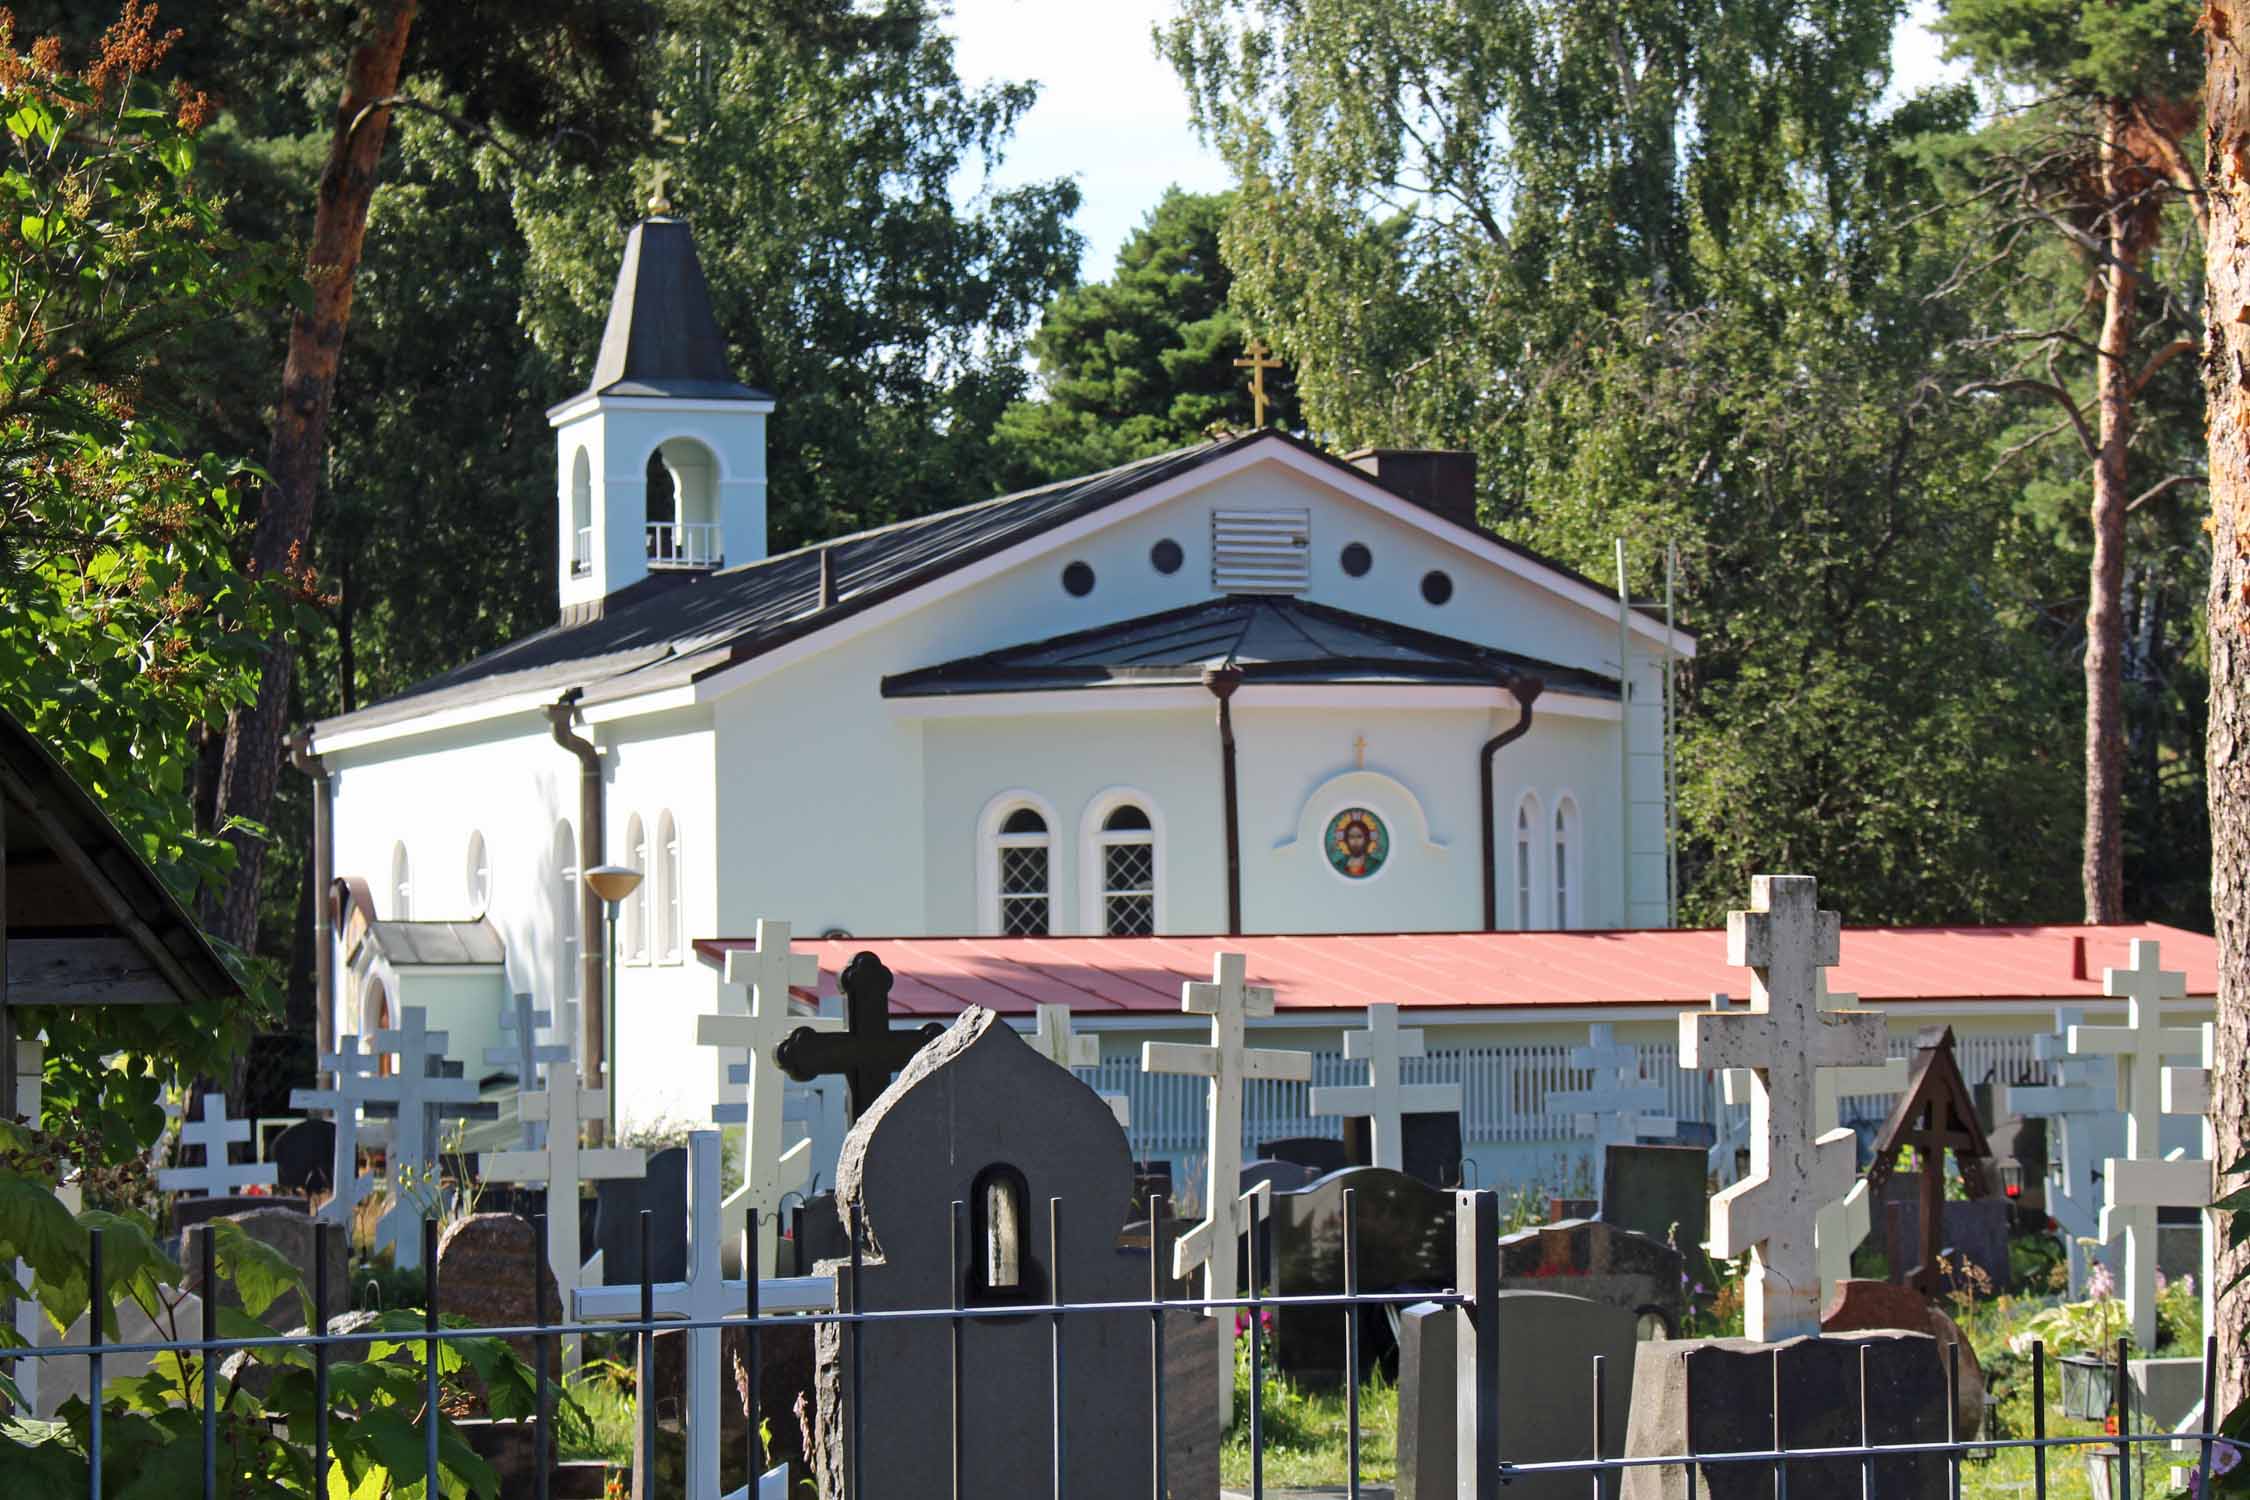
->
[[990, 188, 1297, 490]]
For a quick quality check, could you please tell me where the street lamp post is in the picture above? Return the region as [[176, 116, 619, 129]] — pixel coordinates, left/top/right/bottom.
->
[[583, 863, 643, 1141]]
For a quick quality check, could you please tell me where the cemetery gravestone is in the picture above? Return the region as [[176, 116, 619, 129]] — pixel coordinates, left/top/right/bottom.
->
[[1240, 1158, 1320, 1198], [436, 1212, 561, 1392], [1495, 1218, 1685, 1340], [270, 1117, 335, 1198], [1344, 1110, 1465, 1187], [1821, 1278, 1985, 1438], [175, 1193, 307, 1237], [1267, 1165, 1455, 1387], [217, 1206, 346, 1337], [597, 1144, 688, 1285], [1601, 1143, 1709, 1250], [815, 1008, 1157, 1500], [1262, 1136, 1351, 1175], [1396, 1301, 1455, 1500], [1876, 1187, 2011, 1293]]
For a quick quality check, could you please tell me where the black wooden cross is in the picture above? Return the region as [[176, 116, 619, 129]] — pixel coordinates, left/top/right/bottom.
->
[[773, 951, 942, 1122], [1866, 1025, 1995, 1296]]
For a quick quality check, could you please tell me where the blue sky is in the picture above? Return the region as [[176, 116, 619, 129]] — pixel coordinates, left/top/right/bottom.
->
[[943, 0, 1967, 280]]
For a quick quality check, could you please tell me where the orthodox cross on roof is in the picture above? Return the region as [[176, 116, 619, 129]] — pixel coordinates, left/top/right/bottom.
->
[[1552, 1022, 1676, 1195], [775, 951, 941, 1123], [1309, 1003, 1461, 1173], [2067, 939, 2200, 1349], [1679, 874, 1887, 1340], [1352, 733, 1368, 770], [486, 993, 573, 1149], [573, 1132, 834, 1500], [157, 1093, 277, 1198], [290, 1037, 398, 1227], [1028, 1003, 1130, 1125], [1141, 951, 1313, 1428], [366, 1008, 484, 1271], [1864, 1025, 1995, 1296], [1234, 338, 1281, 427], [700, 920, 835, 1276]]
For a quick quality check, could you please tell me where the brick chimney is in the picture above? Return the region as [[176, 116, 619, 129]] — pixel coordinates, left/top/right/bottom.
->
[[1345, 448, 1479, 532]]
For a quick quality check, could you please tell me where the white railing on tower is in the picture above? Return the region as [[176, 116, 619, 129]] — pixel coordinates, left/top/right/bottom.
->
[[572, 526, 594, 577], [647, 520, 723, 569]]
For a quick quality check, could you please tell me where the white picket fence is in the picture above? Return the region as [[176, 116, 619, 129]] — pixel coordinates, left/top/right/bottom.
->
[[1079, 1029, 2046, 1161]]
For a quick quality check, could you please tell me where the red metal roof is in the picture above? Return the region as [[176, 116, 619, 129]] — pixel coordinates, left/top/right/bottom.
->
[[691, 923, 2218, 1019]]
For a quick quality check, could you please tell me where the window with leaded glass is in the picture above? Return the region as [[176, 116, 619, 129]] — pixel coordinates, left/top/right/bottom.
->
[[1097, 803, 1155, 935], [996, 806, 1050, 936]]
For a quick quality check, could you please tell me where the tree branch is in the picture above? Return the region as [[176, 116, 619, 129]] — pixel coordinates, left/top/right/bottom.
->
[[1953, 379, 2098, 460], [2128, 338, 2199, 401], [2125, 473, 2206, 512]]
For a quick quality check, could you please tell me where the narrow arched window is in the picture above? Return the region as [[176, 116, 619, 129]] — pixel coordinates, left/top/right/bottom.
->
[[569, 447, 593, 577], [1514, 794, 1540, 931], [1553, 797, 1580, 930], [657, 811, 683, 962], [464, 830, 491, 915], [1097, 803, 1155, 935], [554, 819, 580, 999], [390, 842, 413, 921], [967, 1163, 1038, 1304], [996, 807, 1051, 936], [624, 814, 649, 962]]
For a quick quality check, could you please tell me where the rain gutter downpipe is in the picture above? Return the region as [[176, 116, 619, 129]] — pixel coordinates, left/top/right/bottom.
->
[[288, 730, 333, 1086], [1480, 673, 1545, 931], [1203, 665, 1245, 936], [547, 689, 607, 1139]]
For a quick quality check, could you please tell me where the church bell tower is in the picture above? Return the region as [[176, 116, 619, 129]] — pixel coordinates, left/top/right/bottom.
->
[[546, 213, 773, 621]]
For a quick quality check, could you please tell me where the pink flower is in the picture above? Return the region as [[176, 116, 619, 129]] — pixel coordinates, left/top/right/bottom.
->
[[2088, 1262, 2115, 1303]]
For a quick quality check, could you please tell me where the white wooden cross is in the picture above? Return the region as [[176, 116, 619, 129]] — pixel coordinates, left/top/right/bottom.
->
[[483, 1057, 647, 1369], [367, 1008, 483, 1271], [487, 993, 574, 1149], [572, 1131, 835, 1500], [10, 1039, 80, 1415], [1553, 1023, 1676, 1196], [2006, 1007, 2122, 1293], [1679, 875, 1886, 1340], [1308, 1003, 1460, 1172], [290, 1036, 398, 1227], [2068, 940, 2199, 1350], [2157, 1023, 2218, 1339], [157, 1093, 279, 1197], [1141, 952, 1312, 1428], [700, 921, 834, 1278], [1028, 1003, 1130, 1126], [1717, 974, 1909, 1302]]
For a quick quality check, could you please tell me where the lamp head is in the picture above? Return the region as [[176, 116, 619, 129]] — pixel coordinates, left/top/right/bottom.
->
[[584, 864, 643, 906]]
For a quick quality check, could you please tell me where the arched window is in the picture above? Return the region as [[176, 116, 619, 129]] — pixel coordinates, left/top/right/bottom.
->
[[623, 814, 649, 962], [464, 830, 491, 915], [646, 438, 721, 568], [996, 807, 1051, 936], [656, 811, 683, 963], [553, 819, 580, 999], [390, 842, 413, 921], [569, 447, 593, 577], [1095, 803, 1155, 936], [361, 977, 394, 1076], [1553, 797, 1581, 931], [1513, 794, 1540, 931], [967, 1163, 1040, 1304]]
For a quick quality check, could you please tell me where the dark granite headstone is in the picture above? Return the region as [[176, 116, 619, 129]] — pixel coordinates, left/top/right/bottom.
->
[[1879, 1193, 2009, 1293], [1822, 1278, 1985, 1437], [1620, 1331, 1948, 1499], [215, 1205, 346, 1336], [813, 1009, 1156, 1500], [1549, 1196, 1598, 1223], [1261, 1135, 1351, 1175], [785, 1192, 849, 1278], [1268, 1165, 1455, 1387], [174, 1194, 306, 1238], [437, 1213, 561, 1397], [1496, 1218, 1685, 1339], [1343, 1111, 1465, 1187], [1670, 1121, 1717, 1151], [1601, 1144, 1708, 1250], [1241, 1158, 1320, 1197], [271, 1118, 336, 1197], [595, 1145, 687, 1284], [1396, 1301, 1455, 1500], [1131, 1160, 1174, 1218]]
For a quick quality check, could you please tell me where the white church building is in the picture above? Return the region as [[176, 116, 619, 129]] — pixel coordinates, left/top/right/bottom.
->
[[300, 212, 2218, 1219]]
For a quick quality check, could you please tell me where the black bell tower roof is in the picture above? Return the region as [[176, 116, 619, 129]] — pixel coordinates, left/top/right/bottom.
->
[[576, 216, 769, 403]]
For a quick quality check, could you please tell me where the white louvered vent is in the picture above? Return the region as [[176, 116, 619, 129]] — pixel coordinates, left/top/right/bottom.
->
[[1211, 507, 1311, 593]]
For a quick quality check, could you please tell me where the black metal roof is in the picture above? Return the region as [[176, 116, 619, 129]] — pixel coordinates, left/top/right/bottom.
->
[[313, 430, 1680, 739], [880, 595, 1620, 699], [560, 217, 770, 406]]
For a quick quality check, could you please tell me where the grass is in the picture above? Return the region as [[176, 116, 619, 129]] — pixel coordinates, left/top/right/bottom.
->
[[1220, 1333, 1399, 1489]]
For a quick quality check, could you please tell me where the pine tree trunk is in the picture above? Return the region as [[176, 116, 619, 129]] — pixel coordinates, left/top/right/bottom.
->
[[2085, 97, 2137, 926], [206, 1, 417, 948], [2204, 0, 2250, 1416]]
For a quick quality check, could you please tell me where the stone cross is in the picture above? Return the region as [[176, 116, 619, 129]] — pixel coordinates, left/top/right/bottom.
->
[[367, 1008, 484, 1271], [701, 920, 834, 1277], [486, 993, 574, 1149], [1678, 875, 1886, 1340], [775, 951, 942, 1122], [289, 1036, 398, 1227], [1308, 1003, 1460, 1172], [157, 1093, 279, 1198], [1027, 1003, 1130, 1126], [1141, 951, 1312, 1427], [2068, 939, 2199, 1350], [2007, 1007, 2122, 1292], [573, 1131, 834, 1500], [1552, 1023, 1676, 1195]]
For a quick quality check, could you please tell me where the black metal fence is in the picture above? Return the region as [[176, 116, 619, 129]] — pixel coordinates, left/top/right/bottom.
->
[[1, 1186, 2228, 1499]]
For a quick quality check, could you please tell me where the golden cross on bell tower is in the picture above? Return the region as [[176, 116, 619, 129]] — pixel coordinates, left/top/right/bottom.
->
[[1353, 733, 1368, 769], [1234, 338, 1282, 427]]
